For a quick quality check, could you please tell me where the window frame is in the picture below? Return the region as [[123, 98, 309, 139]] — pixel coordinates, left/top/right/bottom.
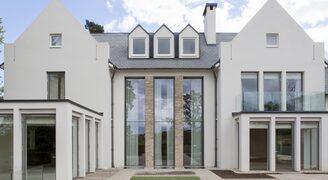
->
[[47, 72, 65, 100], [266, 33, 279, 48], [50, 34, 62, 48]]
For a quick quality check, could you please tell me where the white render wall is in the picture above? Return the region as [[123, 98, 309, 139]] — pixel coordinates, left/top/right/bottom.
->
[[113, 70, 216, 168], [3, 0, 111, 169], [217, 0, 326, 169]]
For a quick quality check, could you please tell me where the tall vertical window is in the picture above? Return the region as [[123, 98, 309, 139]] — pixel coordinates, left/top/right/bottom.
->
[[276, 122, 293, 171], [301, 122, 319, 170], [183, 78, 203, 167], [250, 122, 269, 170], [241, 73, 259, 111], [72, 118, 78, 178], [287, 73, 303, 111], [48, 72, 65, 100], [264, 73, 281, 111], [22, 115, 56, 180], [50, 34, 62, 47], [0, 115, 13, 180], [154, 78, 174, 168], [125, 78, 145, 167]]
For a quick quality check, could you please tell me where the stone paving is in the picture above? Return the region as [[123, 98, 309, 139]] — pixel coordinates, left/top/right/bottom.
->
[[77, 169, 328, 180]]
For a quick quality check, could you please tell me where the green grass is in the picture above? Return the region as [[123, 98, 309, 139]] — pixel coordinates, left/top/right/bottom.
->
[[130, 176, 201, 180]]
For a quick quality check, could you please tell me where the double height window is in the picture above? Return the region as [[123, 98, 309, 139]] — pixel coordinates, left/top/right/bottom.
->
[[241, 72, 303, 111]]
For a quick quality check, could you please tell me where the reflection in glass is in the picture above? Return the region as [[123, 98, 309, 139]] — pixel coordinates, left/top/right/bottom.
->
[[95, 122, 99, 169], [0, 115, 13, 180], [250, 122, 268, 170], [264, 73, 281, 111], [183, 39, 196, 54], [48, 72, 65, 100], [276, 123, 293, 171], [133, 39, 145, 54], [72, 118, 78, 178], [23, 115, 56, 180], [287, 73, 303, 111], [158, 39, 170, 54], [183, 78, 203, 167], [125, 78, 145, 167], [241, 73, 258, 111], [301, 122, 319, 170], [154, 78, 174, 168]]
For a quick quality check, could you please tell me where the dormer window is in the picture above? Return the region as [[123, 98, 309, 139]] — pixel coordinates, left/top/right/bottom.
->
[[154, 25, 174, 58], [129, 25, 149, 58], [133, 38, 146, 54], [179, 25, 199, 58], [183, 38, 196, 54]]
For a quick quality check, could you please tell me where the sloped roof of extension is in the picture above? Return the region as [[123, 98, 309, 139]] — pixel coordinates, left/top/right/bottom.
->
[[92, 32, 237, 69]]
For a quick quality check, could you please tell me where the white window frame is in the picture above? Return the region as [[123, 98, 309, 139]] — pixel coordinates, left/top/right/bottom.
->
[[266, 33, 279, 48], [130, 37, 148, 58], [181, 37, 197, 57], [50, 33, 62, 48]]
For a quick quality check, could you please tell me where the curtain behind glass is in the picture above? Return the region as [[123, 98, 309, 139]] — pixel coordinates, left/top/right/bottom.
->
[[154, 79, 174, 168], [126, 79, 145, 167], [183, 78, 203, 167]]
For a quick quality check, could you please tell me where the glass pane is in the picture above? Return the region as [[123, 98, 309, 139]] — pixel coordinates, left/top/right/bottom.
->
[[0, 115, 13, 180], [301, 122, 319, 170], [125, 78, 145, 167], [267, 34, 278, 46], [183, 122, 202, 167], [287, 73, 303, 111], [95, 122, 99, 169], [72, 118, 78, 177], [183, 39, 195, 54], [154, 122, 174, 168], [276, 123, 293, 171], [51, 34, 62, 46], [126, 122, 145, 167], [154, 78, 174, 168], [133, 39, 145, 54], [48, 73, 65, 100], [250, 122, 268, 170], [23, 115, 56, 180], [85, 121, 90, 172], [264, 73, 281, 111], [241, 73, 258, 111], [183, 78, 203, 167], [158, 39, 170, 54], [126, 79, 145, 122]]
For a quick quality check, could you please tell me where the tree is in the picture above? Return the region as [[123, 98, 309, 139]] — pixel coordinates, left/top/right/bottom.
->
[[0, 18, 4, 44], [84, 20, 104, 33]]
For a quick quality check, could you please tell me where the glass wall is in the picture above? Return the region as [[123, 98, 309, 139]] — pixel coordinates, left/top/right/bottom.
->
[[154, 78, 174, 168], [301, 122, 319, 170], [85, 120, 90, 172], [22, 115, 56, 180], [276, 122, 293, 171], [250, 122, 268, 170], [287, 73, 303, 111], [264, 73, 281, 111], [95, 122, 99, 169], [241, 73, 258, 111], [72, 118, 78, 178], [0, 115, 13, 180], [125, 78, 145, 167], [183, 78, 203, 167]]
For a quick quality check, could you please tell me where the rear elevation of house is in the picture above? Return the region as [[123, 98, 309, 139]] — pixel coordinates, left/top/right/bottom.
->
[[1, 0, 328, 179]]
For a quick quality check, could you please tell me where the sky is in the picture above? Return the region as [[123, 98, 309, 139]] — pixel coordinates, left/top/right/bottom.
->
[[0, 0, 328, 64]]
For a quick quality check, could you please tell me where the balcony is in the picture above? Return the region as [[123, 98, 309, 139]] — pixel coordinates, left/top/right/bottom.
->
[[236, 91, 326, 112]]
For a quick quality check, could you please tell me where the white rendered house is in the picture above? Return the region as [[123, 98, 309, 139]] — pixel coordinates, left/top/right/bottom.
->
[[0, 0, 328, 179]]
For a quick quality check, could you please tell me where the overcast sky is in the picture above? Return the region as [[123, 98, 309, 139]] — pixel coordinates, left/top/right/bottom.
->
[[0, 0, 328, 64]]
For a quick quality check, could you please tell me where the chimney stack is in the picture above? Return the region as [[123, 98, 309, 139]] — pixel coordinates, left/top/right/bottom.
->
[[203, 3, 217, 44]]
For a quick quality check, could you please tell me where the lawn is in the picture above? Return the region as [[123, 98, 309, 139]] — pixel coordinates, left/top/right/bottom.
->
[[130, 176, 201, 180]]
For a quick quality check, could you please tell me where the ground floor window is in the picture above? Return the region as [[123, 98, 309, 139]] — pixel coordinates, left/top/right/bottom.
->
[[276, 122, 293, 171], [301, 122, 319, 170], [0, 115, 13, 180], [72, 118, 78, 177], [85, 120, 90, 172], [183, 78, 203, 167], [250, 122, 269, 170], [154, 78, 174, 168], [22, 115, 56, 180]]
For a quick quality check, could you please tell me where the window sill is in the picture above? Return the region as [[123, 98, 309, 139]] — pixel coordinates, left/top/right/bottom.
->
[[266, 45, 279, 48], [49, 46, 62, 48]]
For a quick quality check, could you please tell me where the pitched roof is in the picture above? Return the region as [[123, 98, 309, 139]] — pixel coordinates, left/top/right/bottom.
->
[[92, 32, 237, 69]]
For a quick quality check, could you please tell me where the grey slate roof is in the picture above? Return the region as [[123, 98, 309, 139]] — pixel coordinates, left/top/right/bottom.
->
[[92, 33, 237, 69]]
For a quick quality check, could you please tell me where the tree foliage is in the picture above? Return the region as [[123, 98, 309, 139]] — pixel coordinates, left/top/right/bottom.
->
[[0, 18, 4, 44], [85, 20, 104, 34]]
